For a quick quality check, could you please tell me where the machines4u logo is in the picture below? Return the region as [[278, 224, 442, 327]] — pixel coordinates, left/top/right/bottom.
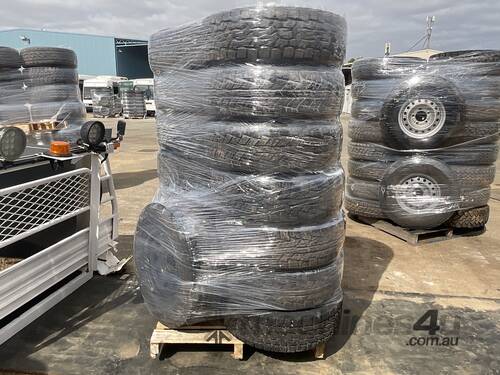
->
[[407, 309, 460, 347]]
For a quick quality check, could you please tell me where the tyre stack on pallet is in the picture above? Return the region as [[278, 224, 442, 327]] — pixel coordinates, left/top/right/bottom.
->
[[346, 51, 499, 231], [135, 6, 347, 354], [122, 90, 146, 119], [0, 46, 86, 157], [92, 88, 122, 118]]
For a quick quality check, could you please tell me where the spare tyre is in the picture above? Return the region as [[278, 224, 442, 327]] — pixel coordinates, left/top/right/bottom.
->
[[157, 114, 343, 173], [149, 6, 347, 71], [380, 75, 466, 149], [226, 299, 343, 353], [379, 156, 458, 229]]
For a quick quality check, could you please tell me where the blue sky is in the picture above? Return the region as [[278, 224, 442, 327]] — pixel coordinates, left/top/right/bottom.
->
[[1, 0, 498, 59]]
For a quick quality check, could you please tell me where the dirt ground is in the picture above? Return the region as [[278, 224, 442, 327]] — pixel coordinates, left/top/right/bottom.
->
[[0, 116, 498, 375]]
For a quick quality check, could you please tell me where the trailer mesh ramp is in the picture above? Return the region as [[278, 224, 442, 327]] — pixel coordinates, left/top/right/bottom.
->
[[0, 171, 90, 245]]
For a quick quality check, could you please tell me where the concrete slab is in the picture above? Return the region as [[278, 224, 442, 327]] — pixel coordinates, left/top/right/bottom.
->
[[0, 117, 498, 374]]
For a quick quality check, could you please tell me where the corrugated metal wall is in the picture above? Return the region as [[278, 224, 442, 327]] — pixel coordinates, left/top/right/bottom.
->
[[0, 29, 117, 76]]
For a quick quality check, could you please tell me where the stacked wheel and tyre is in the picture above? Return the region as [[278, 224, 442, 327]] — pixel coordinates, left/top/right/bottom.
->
[[0, 47, 86, 158], [134, 6, 347, 353], [122, 90, 146, 119], [346, 52, 499, 229]]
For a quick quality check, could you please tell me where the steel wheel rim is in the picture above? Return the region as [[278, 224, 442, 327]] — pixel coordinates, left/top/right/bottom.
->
[[398, 98, 446, 139], [394, 174, 441, 214]]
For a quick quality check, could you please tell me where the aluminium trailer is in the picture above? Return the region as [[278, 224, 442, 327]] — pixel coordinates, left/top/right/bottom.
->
[[0, 148, 122, 345]]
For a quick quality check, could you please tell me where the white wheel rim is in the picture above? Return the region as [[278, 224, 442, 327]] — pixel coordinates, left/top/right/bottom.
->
[[398, 98, 446, 139]]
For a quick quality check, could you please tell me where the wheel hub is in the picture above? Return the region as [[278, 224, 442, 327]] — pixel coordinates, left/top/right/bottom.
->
[[394, 175, 441, 213], [398, 98, 446, 139]]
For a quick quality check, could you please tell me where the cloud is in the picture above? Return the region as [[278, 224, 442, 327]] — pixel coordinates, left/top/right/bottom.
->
[[0, 0, 498, 58]]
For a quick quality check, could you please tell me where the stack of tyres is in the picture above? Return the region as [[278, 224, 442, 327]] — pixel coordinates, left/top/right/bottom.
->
[[346, 51, 499, 229], [0, 46, 86, 157], [92, 89, 122, 118], [122, 90, 146, 119], [135, 6, 347, 353]]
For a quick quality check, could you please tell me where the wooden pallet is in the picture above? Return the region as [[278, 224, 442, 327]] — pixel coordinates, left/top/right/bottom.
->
[[150, 321, 245, 360], [352, 215, 485, 245]]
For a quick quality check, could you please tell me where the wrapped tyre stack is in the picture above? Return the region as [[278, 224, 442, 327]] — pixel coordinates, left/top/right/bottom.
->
[[0, 46, 86, 159], [122, 90, 146, 119], [92, 88, 122, 118], [135, 6, 347, 353], [346, 51, 499, 229]]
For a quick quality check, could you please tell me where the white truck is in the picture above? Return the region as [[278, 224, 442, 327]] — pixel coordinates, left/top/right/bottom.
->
[[119, 78, 155, 116], [83, 76, 128, 111]]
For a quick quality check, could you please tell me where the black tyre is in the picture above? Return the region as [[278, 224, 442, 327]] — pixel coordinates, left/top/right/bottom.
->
[[447, 205, 490, 228], [351, 78, 402, 100], [348, 120, 498, 145], [222, 261, 343, 311], [23, 67, 78, 86], [149, 6, 347, 71], [348, 142, 499, 166], [28, 101, 86, 122], [350, 98, 384, 121], [158, 151, 345, 227], [157, 114, 343, 173], [28, 85, 80, 104], [352, 57, 426, 81], [0, 105, 30, 125], [348, 160, 496, 187], [203, 215, 345, 272], [134, 202, 206, 327], [381, 75, 466, 149], [348, 178, 491, 211], [458, 187, 490, 210], [0, 89, 29, 105], [344, 195, 384, 218], [429, 50, 500, 76], [20, 47, 77, 68], [225, 299, 343, 353], [0, 47, 22, 68], [464, 98, 500, 122], [155, 65, 345, 119], [379, 157, 458, 229], [348, 119, 383, 143]]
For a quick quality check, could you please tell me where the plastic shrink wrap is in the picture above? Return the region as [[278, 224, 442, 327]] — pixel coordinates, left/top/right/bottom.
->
[[134, 5, 347, 353], [347, 51, 499, 229], [0, 46, 86, 161]]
